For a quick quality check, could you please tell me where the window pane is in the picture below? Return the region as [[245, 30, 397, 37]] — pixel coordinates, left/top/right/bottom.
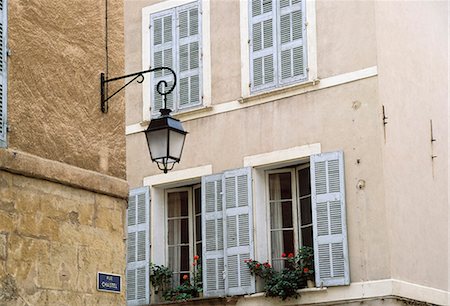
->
[[168, 246, 181, 273], [271, 229, 294, 259], [269, 172, 292, 200], [298, 167, 310, 197], [270, 201, 293, 229], [300, 197, 312, 225], [168, 191, 189, 218], [180, 245, 190, 271], [172, 273, 180, 287], [168, 218, 189, 245], [283, 230, 295, 254], [195, 215, 201, 242], [180, 273, 190, 285], [194, 187, 201, 214], [181, 218, 189, 243], [301, 226, 313, 248], [195, 242, 202, 259], [272, 258, 284, 272]]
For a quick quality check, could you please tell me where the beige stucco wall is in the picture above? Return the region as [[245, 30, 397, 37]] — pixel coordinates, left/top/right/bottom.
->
[[316, 0, 377, 79], [374, 0, 448, 291], [7, 0, 125, 179], [125, 0, 389, 285], [124, 0, 449, 304], [128, 74, 390, 285], [124, 0, 378, 127]]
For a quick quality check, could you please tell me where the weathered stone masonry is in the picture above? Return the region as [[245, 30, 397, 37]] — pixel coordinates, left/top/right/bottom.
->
[[0, 149, 128, 306]]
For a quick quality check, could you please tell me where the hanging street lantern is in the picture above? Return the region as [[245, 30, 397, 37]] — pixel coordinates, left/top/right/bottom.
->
[[100, 67, 187, 173]]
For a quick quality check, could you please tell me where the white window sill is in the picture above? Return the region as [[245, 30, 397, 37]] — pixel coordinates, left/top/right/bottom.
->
[[240, 79, 320, 104], [140, 106, 212, 127], [173, 105, 213, 120], [244, 286, 327, 299]]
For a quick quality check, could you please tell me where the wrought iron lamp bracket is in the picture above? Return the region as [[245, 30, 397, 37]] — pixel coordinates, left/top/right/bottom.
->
[[100, 66, 177, 113]]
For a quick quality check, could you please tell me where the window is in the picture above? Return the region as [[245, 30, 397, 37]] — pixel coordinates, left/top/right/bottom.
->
[[148, 1, 202, 116], [126, 152, 349, 303], [0, 0, 8, 148], [267, 164, 313, 271], [264, 151, 350, 287], [249, 0, 307, 93], [166, 186, 202, 285]]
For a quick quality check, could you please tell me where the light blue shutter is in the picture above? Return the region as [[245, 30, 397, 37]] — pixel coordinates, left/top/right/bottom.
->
[[278, 0, 307, 84], [127, 187, 151, 306], [177, 2, 202, 110], [150, 10, 175, 115], [202, 174, 225, 297], [223, 168, 255, 296], [249, 0, 277, 92], [0, 0, 7, 148], [310, 151, 350, 287]]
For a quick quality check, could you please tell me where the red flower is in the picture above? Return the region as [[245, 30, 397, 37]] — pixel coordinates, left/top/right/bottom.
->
[[255, 263, 261, 268], [263, 262, 271, 268], [194, 255, 200, 261], [281, 253, 287, 258], [303, 267, 309, 273], [288, 253, 294, 258], [183, 274, 189, 280]]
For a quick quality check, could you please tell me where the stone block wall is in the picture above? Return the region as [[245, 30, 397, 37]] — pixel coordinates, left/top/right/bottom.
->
[[0, 170, 126, 305]]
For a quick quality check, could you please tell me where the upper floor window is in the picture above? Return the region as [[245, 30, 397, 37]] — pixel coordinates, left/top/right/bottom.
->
[[249, 0, 307, 93], [148, 1, 202, 116]]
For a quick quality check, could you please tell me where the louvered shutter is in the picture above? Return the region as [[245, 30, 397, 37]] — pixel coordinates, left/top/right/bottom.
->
[[177, 2, 202, 110], [0, 0, 7, 147], [278, 0, 307, 84], [150, 10, 175, 116], [223, 168, 255, 296], [310, 151, 350, 287], [201, 174, 225, 297], [249, 0, 277, 92], [127, 187, 151, 305]]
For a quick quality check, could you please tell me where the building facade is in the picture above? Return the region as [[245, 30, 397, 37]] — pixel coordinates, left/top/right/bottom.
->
[[0, 0, 127, 305], [125, 0, 448, 305]]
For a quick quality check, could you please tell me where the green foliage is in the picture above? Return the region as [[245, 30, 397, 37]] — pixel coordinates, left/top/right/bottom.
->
[[264, 269, 303, 300], [150, 255, 203, 301], [149, 264, 172, 294], [294, 246, 315, 280], [163, 281, 199, 301], [245, 246, 315, 300]]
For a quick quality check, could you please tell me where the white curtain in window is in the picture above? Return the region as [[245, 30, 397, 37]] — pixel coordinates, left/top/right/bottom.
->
[[168, 192, 182, 285], [269, 174, 284, 271]]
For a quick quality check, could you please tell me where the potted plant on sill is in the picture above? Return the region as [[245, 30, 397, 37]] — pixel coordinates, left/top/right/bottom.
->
[[157, 255, 203, 302], [245, 246, 315, 300], [149, 263, 172, 302]]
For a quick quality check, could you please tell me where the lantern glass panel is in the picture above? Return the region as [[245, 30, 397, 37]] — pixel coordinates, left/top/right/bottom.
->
[[147, 129, 168, 160], [169, 130, 186, 160]]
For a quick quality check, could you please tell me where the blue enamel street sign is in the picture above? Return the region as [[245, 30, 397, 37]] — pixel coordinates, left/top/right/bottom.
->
[[97, 272, 121, 293]]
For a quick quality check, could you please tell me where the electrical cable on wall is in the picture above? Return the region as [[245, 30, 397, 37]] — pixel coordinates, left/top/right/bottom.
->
[[105, 0, 109, 110]]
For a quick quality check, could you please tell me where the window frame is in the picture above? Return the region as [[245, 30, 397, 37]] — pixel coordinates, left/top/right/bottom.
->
[[240, 0, 317, 98], [142, 0, 211, 122], [164, 184, 202, 285], [265, 163, 313, 269], [295, 163, 313, 248], [265, 168, 299, 268]]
